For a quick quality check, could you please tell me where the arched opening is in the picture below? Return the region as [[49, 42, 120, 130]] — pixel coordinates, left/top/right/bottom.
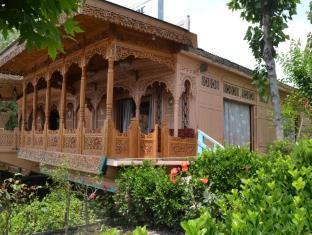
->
[[49, 104, 59, 130], [96, 94, 106, 129], [114, 87, 135, 133], [36, 104, 45, 131], [35, 78, 47, 131], [27, 109, 33, 131], [65, 102, 75, 129], [141, 82, 173, 133], [86, 54, 108, 131], [49, 71, 63, 130], [25, 82, 34, 131], [66, 63, 82, 130]]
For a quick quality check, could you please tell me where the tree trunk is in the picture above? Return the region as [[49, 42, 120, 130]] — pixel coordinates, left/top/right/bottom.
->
[[262, 12, 284, 140]]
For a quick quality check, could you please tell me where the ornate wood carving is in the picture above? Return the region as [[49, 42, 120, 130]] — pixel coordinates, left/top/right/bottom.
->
[[82, 3, 194, 46], [201, 76, 220, 90], [18, 148, 105, 174], [115, 45, 175, 70]]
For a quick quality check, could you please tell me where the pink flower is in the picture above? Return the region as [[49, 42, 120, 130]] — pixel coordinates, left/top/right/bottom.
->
[[181, 162, 189, 172], [200, 178, 209, 184], [170, 167, 179, 177], [88, 192, 96, 200]]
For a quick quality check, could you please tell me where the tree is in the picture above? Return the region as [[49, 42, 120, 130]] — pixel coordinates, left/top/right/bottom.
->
[[228, 0, 302, 140], [0, 0, 83, 59], [281, 37, 312, 106]]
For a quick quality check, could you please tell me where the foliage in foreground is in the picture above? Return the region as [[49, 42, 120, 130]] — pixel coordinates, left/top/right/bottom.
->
[[113, 146, 262, 230], [182, 139, 312, 234]]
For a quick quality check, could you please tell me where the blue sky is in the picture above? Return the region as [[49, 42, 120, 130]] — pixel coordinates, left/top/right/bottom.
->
[[109, 0, 311, 78]]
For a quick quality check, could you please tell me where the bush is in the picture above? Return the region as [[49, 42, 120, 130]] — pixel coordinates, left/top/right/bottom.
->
[[7, 188, 97, 234], [182, 139, 312, 234], [114, 161, 198, 229], [189, 146, 261, 193], [268, 139, 295, 155]]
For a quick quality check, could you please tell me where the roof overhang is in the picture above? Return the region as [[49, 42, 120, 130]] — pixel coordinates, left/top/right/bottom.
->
[[0, 0, 197, 76]]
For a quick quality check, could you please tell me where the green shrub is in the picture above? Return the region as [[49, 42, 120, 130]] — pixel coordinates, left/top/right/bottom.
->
[[189, 146, 261, 193], [291, 139, 312, 166], [8, 188, 96, 234], [114, 161, 198, 229], [182, 140, 312, 234], [268, 139, 295, 155]]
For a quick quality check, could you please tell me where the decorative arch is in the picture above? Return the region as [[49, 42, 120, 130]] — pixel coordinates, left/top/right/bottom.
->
[[85, 43, 108, 65]]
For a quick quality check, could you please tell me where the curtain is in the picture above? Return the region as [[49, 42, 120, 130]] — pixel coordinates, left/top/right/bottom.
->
[[147, 95, 153, 133], [224, 100, 251, 147], [122, 99, 132, 132]]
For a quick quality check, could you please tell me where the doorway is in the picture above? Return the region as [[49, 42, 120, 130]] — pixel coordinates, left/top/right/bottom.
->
[[224, 100, 251, 148]]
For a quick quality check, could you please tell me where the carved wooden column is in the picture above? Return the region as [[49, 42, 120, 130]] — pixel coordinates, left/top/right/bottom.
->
[[106, 57, 114, 120], [44, 74, 51, 150], [60, 66, 67, 151], [21, 81, 26, 146], [79, 59, 87, 154], [173, 97, 179, 137], [103, 56, 115, 156], [32, 80, 37, 147]]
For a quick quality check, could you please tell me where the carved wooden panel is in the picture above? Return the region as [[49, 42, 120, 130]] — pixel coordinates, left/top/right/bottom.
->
[[83, 132, 103, 155], [242, 89, 256, 101], [201, 76, 220, 90], [18, 148, 104, 174], [33, 134, 44, 149], [224, 83, 240, 97], [0, 131, 16, 149], [169, 137, 197, 157]]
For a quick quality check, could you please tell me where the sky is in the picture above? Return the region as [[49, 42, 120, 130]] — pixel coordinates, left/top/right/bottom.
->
[[108, 0, 311, 79]]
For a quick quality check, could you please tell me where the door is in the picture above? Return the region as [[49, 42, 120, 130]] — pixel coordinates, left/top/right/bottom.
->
[[224, 100, 251, 148]]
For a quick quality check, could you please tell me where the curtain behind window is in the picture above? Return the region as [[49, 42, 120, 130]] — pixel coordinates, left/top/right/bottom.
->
[[224, 100, 251, 147]]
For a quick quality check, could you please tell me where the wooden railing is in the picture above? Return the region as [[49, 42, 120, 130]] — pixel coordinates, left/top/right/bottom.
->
[[0, 129, 18, 150], [13, 119, 199, 159], [161, 123, 197, 158]]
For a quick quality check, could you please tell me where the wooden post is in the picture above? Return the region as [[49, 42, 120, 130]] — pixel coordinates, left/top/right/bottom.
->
[[173, 98, 179, 137], [153, 124, 158, 158], [60, 66, 67, 151], [106, 57, 114, 120], [32, 81, 37, 147], [128, 118, 139, 158], [79, 63, 87, 154], [103, 56, 115, 157], [44, 75, 51, 150], [21, 82, 26, 146], [161, 122, 169, 157]]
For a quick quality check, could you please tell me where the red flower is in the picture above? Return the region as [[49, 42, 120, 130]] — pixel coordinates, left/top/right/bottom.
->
[[88, 192, 96, 200], [170, 176, 177, 184], [170, 167, 179, 177], [181, 162, 189, 172], [200, 178, 209, 184]]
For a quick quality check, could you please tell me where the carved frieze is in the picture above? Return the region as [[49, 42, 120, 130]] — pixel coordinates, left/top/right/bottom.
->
[[81, 3, 194, 46], [18, 148, 105, 174], [201, 76, 220, 90], [115, 46, 175, 70]]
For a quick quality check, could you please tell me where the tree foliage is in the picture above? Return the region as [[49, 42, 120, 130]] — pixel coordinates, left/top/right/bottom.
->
[[0, 0, 83, 59], [281, 38, 312, 106], [227, 0, 304, 140]]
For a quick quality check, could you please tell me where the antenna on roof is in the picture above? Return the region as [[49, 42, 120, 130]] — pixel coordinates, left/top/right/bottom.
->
[[158, 0, 164, 20]]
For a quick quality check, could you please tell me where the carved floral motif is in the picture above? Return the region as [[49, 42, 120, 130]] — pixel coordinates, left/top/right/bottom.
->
[[115, 139, 129, 155], [82, 4, 194, 46]]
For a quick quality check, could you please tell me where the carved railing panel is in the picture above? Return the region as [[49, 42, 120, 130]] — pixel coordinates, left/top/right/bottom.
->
[[47, 130, 59, 151], [24, 131, 32, 148], [33, 131, 44, 149], [168, 137, 197, 157], [161, 124, 197, 158], [112, 129, 129, 158], [83, 128, 103, 155], [63, 129, 78, 153], [139, 126, 158, 158], [0, 130, 17, 150]]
